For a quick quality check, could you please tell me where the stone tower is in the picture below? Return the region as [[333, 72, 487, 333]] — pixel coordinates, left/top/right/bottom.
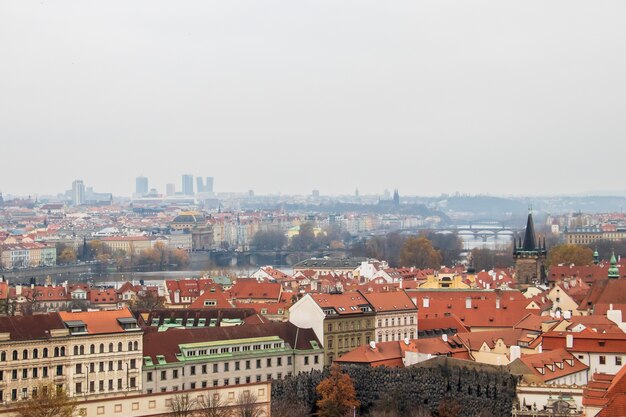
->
[[513, 212, 547, 286]]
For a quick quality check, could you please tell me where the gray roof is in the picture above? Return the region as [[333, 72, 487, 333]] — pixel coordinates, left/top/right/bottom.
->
[[294, 257, 370, 270]]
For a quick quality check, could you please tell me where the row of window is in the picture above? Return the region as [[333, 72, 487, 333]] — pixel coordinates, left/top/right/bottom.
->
[[327, 320, 373, 333], [75, 359, 137, 374], [148, 355, 315, 382], [185, 342, 282, 357], [327, 335, 371, 349], [377, 331, 415, 343], [0, 365, 63, 380], [0, 341, 140, 362], [75, 377, 137, 394], [377, 316, 415, 328], [145, 372, 289, 393]]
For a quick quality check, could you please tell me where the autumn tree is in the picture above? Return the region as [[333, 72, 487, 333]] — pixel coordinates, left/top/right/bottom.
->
[[400, 236, 442, 269], [252, 230, 287, 250], [316, 364, 360, 417], [196, 392, 230, 417], [55, 243, 77, 264], [547, 244, 594, 267], [425, 231, 463, 266], [470, 248, 514, 271], [15, 384, 77, 417], [233, 391, 265, 417], [167, 392, 197, 417], [289, 222, 317, 251], [128, 290, 166, 311], [436, 398, 461, 417]]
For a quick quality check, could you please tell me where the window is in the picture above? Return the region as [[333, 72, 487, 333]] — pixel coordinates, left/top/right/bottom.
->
[[118, 379, 122, 389], [173, 370, 179, 379], [256, 359, 261, 369], [56, 365, 63, 376], [147, 372, 153, 382], [190, 366, 196, 375], [118, 342, 123, 352], [22, 369, 28, 379], [224, 363, 229, 372], [161, 370, 167, 380], [0, 352, 5, 361], [43, 367, 48, 378], [314, 355, 319, 364], [108, 380, 113, 390], [99, 381, 104, 392], [99, 344, 104, 353], [600, 356, 607, 365], [328, 323, 333, 332], [246, 360, 251, 370], [130, 359, 136, 369], [99, 362, 104, 372], [213, 364, 218, 373], [304, 356, 309, 365], [75, 383, 82, 394], [266, 358, 271, 367], [11, 370, 17, 380], [256, 375, 261, 382], [202, 365, 207, 374], [130, 377, 136, 388], [108, 361, 113, 371], [76, 364, 82, 374], [235, 361, 240, 371], [277, 357, 282, 366], [213, 380, 218, 387], [266, 373, 272, 381], [118, 360, 122, 370], [235, 377, 240, 385], [287, 357, 292, 366], [12, 351, 17, 361], [90, 345, 95, 354], [109, 343, 113, 352], [617, 357, 623, 366]]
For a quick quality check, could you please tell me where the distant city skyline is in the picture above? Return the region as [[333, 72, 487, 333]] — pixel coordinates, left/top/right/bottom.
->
[[1, 1, 626, 197]]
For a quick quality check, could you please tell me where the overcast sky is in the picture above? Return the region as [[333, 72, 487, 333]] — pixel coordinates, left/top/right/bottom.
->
[[1, 1, 625, 197]]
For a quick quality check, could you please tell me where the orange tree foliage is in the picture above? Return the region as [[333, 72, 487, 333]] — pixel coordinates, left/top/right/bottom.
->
[[547, 244, 594, 267], [316, 363, 360, 417], [400, 236, 442, 269]]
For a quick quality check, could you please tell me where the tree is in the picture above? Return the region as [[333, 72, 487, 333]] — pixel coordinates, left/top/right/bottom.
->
[[436, 399, 461, 417], [316, 364, 360, 417], [128, 290, 166, 311], [233, 390, 265, 417], [290, 222, 317, 251], [470, 248, 514, 271], [547, 244, 593, 267], [196, 392, 230, 417], [55, 243, 77, 264], [167, 392, 197, 417], [400, 236, 442, 269], [426, 232, 463, 266], [252, 230, 287, 251], [15, 383, 77, 417]]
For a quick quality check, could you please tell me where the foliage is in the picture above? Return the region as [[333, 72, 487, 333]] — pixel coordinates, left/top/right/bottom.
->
[[271, 374, 311, 417], [252, 229, 287, 250], [400, 236, 442, 269], [128, 290, 166, 311], [289, 222, 318, 251], [316, 363, 360, 417], [470, 248, 514, 271], [272, 362, 518, 417], [351, 232, 405, 267], [425, 232, 463, 267], [547, 244, 594, 267], [15, 384, 77, 417], [167, 392, 197, 417], [233, 390, 265, 417], [196, 392, 230, 417], [436, 398, 461, 417], [55, 243, 77, 264]]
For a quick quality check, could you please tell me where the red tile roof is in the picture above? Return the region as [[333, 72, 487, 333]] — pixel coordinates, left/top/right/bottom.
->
[[59, 308, 136, 334], [517, 348, 588, 383]]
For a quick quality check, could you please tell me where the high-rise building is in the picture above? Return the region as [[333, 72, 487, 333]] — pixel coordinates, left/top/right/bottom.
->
[[196, 177, 205, 193], [136, 176, 149, 196], [166, 183, 176, 196], [205, 177, 214, 194], [72, 180, 85, 206], [182, 174, 194, 195]]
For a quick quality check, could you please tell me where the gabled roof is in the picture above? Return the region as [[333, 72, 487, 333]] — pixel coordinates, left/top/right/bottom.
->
[[227, 281, 282, 302], [143, 322, 320, 364], [59, 308, 136, 334], [359, 290, 417, 313], [311, 292, 373, 315], [515, 348, 588, 383], [0, 313, 66, 341], [188, 284, 232, 309]]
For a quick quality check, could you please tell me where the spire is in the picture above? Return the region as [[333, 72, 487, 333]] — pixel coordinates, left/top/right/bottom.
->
[[608, 250, 620, 279], [593, 247, 600, 265], [522, 212, 537, 251]]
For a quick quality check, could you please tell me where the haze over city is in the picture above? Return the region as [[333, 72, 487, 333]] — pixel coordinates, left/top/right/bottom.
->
[[2, 0, 626, 197]]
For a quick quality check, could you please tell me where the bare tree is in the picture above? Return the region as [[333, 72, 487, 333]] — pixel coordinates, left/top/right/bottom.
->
[[15, 384, 77, 417], [233, 391, 265, 417], [196, 391, 231, 417], [167, 392, 197, 417]]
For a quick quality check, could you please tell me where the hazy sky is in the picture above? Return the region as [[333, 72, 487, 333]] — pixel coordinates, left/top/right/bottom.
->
[[1, 1, 625, 197]]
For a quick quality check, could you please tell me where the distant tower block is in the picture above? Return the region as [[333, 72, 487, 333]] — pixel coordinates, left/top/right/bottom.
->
[[135, 176, 148, 196], [166, 184, 176, 196], [513, 211, 547, 286], [182, 174, 194, 195]]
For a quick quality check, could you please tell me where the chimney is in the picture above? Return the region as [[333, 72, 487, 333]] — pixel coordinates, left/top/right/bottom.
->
[[538, 345, 542, 353], [496, 298, 501, 309], [423, 297, 429, 308], [566, 334, 574, 349], [465, 297, 472, 309], [510, 345, 521, 362], [556, 310, 561, 319], [442, 334, 448, 343], [563, 310, 572, 320]]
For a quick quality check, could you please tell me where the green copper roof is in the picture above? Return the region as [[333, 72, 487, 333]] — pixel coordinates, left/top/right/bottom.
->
[[608, 251, 620, 279]]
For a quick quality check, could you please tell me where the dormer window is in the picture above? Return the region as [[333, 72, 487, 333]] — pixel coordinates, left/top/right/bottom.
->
[[117, 317, 139, 331]]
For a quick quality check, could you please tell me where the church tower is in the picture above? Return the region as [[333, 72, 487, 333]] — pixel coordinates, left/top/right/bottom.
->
[[513, 211, 547, 286]]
